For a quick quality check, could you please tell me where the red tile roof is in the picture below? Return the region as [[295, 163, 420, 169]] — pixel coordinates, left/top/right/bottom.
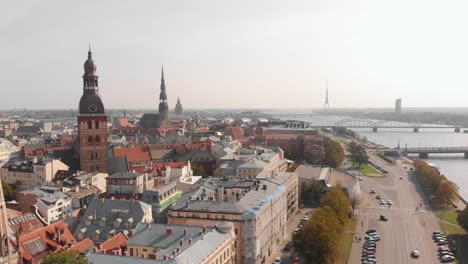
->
[[19, 220, 76, 264], [68, 238, 94, 253], [94, 232, 128, 254], [114, 147, 151, 163], [116, 118, 134, 128], [8, 213, 45, 236]]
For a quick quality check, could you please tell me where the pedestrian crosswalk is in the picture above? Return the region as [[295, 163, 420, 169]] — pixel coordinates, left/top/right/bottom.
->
[[365, 206, 428, 214]]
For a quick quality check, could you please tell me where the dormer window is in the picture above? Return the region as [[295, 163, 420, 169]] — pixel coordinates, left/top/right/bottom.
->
[[85, 215, 93, 226], [125, 217, 134, 228], [99, 217, 106, 227], [114, 218, 122, 228]]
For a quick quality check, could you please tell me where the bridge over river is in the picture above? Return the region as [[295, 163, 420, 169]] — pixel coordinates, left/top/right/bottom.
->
[[314, 118, 465, 132], [379, 147, 468, 159]]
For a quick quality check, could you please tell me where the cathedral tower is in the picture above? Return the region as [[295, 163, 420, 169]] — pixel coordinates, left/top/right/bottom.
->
[[77, 47, 108, 173], [0, 180, 18, 263], [174, 97, 183, 115], [158, 67, 169, 121]]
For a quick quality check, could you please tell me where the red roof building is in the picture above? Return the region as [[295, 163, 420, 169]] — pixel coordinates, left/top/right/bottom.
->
[[19, 220, 76, 264]]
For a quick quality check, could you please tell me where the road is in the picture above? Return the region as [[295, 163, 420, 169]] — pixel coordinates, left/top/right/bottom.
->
[[349, 153, 442, 264]]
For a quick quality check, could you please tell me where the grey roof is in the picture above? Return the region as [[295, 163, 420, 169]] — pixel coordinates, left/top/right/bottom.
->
[[237, 159, 268, 169], [172, 149, 214, 163], [150, 149, 173, 160], [170, 177, 287, 214], [74, 198, 152, 243], [107, 172, 141, 179], [295, 165, 323, 180], [88, 221, 234, 264], [108, 156, 129, 174], [38, 192, 70, 208]]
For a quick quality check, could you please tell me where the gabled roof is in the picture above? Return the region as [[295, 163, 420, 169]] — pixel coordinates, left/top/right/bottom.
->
[[19, 220, 76, 264], [74, 198, 152, 243], [8, 213, 44, 236], [95, 232, 128, 254], [68, 238, 94, 253], [114, 147, 151, 163]]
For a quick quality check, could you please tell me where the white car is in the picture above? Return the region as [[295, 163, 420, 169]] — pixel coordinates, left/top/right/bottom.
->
[[273, 257, 283, 264], [441, 255, 455, 262], [411, 250, 420, 258], [387, 200, 393, 205], [380, 200, 386, 205]]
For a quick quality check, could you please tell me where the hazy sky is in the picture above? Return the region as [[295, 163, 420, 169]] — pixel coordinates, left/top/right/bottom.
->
[[2, 0, 468, 110]]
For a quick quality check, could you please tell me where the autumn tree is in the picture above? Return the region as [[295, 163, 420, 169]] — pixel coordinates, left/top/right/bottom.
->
[[320, 187, 351, 226], [435, 179, 458, 206], [42, 251, 87, 264], [293, 206, 342, 264]]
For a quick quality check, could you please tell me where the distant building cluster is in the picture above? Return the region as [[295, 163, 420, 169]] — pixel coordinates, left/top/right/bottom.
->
[[0, 49, 333, 264]]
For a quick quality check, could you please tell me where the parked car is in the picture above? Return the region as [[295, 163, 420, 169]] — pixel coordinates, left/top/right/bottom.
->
[[438, 240, 448, 245], [380, 200, 386, 205], [366, 229, 377, 234], [387, 200, 393, 205], [376, 195, 381, 199], [379, 215, 388, 221], [441, 255, 455, 262], [370, 189, 376, 194], [273, 257, 283, 264], [439, 251, 454, 257], [438, 246, 450, 252], [411, 250, 420, 258], [283, 242, 292, 252]]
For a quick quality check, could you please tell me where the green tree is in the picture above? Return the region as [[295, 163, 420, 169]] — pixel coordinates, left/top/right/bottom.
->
[[348, 141, 368, 168], [457, 206, 468, 232], [192, 165, 207, 177], [42, 251, 87, 264], [323, 137, 345, 168], [320, 187, 351, 226], [293, 206, 342, 264], [1, 181, 16, 202]]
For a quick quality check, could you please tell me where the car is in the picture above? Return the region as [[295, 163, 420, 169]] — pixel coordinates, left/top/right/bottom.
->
[[438, 246, 450, 252], [366, 229, 377, 234], [273, 257, 283, 264], [399, 177, 403, 180], [362, 252, 375, 257], [363, 246, 376, 251], [380, 200, 386, 205], [359, 177, 363, 181], [362, 249, 376, 254], [387, 200, 393, 205], [441, 255, 455, 262], [439, 251, 454, 256], [376, 195, 381, 199], [379, 215, 388, 221], [370, 189, 376, 194], [438, 240, 448, 245], [411, 250, 420, 258], [434, 235, 446, 240], [435, 237, 447, 242], [283, 242, 292, 251], [433, 230, 443, 235]]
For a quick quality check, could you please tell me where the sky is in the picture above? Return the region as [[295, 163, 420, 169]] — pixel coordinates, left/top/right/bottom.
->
[[2, 0, 468, 110]]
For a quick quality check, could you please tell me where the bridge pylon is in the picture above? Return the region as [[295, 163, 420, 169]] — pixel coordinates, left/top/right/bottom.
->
[[455, 128, 461, 133], [413, 128, 419, 133], [372, 127, 378, 132]]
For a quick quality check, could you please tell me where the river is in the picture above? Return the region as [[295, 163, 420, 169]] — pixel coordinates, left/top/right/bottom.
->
[[265, 109, 468, 200]]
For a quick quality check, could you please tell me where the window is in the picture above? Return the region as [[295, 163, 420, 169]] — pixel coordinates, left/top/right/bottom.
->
[[95, 121, 99, 129], [87, 121, 93, 129], [88, 136, 93, 145], [89, 151, 94, 160], [95, 136, 100, 144]]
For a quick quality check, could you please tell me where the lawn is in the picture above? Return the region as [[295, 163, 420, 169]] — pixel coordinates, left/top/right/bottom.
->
[[359, 164, 384, 177], [335, 218, 357, 264], [436, 212, 467, 264], [435, 211, 459, 225]]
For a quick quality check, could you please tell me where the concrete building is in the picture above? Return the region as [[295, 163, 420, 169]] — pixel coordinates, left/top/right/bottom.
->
[[140, 182, 182, 223], [36, 191, 72, 224], [106, 172, 153, 195], [395, 98, 402, 113], [167, 171, 298, 264], [74, 198, 152, 243], [0, 159, 69, 191], [70, 172, 108, 193], [0, 139, 20, 165], [125, 221, 235, 263]]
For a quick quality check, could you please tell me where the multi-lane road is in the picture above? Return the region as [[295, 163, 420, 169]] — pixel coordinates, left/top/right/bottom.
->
[[349, 153, 443, 264]]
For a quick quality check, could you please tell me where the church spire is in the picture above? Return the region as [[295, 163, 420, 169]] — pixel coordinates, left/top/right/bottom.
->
[[158, 65, 169, 121]]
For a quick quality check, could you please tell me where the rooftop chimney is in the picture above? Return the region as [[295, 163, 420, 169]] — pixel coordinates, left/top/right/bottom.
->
[[166, 228, 173, 234], [183, 229, 187, 236], [93, 210, 97, 220], [179, 239, 183, 246]]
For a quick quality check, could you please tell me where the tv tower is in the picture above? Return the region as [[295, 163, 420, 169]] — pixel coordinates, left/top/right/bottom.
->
[[324, 80, 330, 109]]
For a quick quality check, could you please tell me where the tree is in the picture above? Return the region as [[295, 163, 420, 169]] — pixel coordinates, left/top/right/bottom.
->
[[323, 137, 345, 168], [348, 142, 368, 168], [457, 206, 468, 232], [42, 251, 87, 264], [192, 165, 207, 177], [320, 187, 351, 227], [435, 179, 458, 206], [1, 181, 16, 202], [293, 206, 342, 264]]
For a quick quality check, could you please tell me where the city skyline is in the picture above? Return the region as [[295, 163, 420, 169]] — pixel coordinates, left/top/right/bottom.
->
[[2, 0, 468, 110]]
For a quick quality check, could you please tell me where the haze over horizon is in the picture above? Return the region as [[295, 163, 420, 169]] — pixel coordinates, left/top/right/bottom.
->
[[2, 0, 468, 110]]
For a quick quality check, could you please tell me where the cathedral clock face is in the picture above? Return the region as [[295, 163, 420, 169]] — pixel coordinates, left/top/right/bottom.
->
[[89, 104, 98, 113]]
